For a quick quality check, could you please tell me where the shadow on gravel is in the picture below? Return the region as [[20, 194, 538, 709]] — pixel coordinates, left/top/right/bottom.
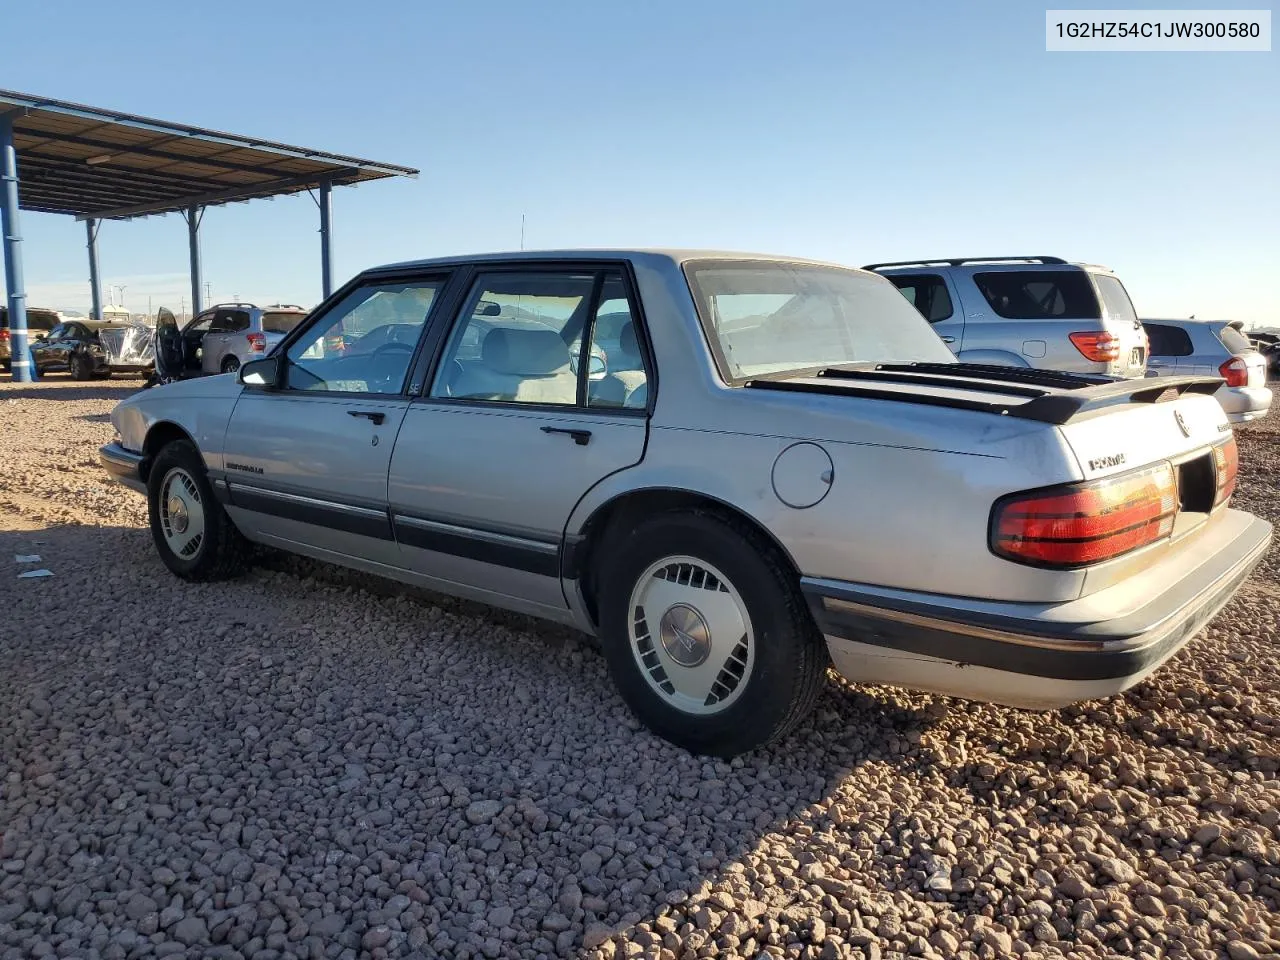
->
[[1, 383, 142, 403], [0, 519, 947, 959]]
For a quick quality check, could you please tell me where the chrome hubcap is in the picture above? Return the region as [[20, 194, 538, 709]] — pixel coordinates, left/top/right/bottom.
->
[[627, 556, 754, 716], [159, 468, 205, 558]]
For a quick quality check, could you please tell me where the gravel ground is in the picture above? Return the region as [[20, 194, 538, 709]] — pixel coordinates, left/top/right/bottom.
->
[[1, 378, 1277, 960]]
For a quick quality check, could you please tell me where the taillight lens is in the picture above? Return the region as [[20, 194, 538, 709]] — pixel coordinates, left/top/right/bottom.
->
[[1218, 356, 1248, 387], [1213, 437, 1238, 506], [0, 329, 9, 341], [992, 463, 1177, 567], [1069, 331, 1121, 363], [246, 333, 267, 353]]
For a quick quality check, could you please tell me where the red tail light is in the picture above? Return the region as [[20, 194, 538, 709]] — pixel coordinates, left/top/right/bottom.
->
[[1218, 356, 1248, 387], [246, 333, 267, 353], [1069, 331, 1121, 363], [0, 329, 9, 341], [992, 463, 1177, 567], [1213, 437, 1238, 506]]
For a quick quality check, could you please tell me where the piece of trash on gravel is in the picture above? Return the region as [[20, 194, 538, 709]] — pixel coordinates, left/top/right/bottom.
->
[[15, 554, 41, 563], [18, 569, 54, 579]]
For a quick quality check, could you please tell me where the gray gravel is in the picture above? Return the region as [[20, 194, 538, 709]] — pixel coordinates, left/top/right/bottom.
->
[[1, 378, 1278, 960]]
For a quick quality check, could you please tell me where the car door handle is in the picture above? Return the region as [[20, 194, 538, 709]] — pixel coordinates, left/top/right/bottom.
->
[[541, 426, 592, 445], [347, 410, 386, 425], [939, 336, 956, 344]]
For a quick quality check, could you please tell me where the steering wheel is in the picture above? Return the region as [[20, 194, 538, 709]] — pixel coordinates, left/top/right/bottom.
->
[[365, 341, 415, 390]]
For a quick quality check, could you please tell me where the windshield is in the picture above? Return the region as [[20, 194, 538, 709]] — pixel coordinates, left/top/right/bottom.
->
[[684, 260, 954, 381]]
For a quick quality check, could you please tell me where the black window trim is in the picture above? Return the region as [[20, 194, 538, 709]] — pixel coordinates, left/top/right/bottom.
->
[[241, 268, 462, 401], [410, 258, 656, 418]]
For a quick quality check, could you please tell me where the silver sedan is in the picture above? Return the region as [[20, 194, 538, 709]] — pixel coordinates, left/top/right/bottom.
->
[[101, 250, 1270, 756]]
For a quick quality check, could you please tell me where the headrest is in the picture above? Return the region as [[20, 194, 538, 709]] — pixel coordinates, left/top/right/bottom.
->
[[482, 327, 570, 376], [620, 321, 639, 357]]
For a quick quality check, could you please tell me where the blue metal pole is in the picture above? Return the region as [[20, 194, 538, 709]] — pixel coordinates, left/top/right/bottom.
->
[[86, 218, 103, 322], [0, 112, 32, 383], [187, 205, 203, 315], [318, 180, 333, 298]]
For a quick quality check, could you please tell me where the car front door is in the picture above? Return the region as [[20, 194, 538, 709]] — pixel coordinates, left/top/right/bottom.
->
[[388, 264, 651, 615], [219, 274, 452, 567], [32, 324, 68, 371]]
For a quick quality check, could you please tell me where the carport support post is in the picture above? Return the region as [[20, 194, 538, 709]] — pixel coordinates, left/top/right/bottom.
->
[[0, 111, 31, 383], [318, 179, 333, 298], [186, 205, 203, 315], [86, 218, 103, 322]]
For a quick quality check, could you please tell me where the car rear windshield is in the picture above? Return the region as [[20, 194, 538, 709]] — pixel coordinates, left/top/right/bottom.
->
[[1218, 324, 1253, 354], [684, 260, 955, 382], [262, 311, 305, 334], [973, 270, 1101, 320], [1093, 274, 1138, 324]]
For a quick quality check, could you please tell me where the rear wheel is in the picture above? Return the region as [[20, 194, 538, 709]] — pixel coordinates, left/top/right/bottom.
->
[[220, 355, 241, 374], [70, 352, 93, 381], [597, 509, 828, 757], [147, 440, 250, 581]]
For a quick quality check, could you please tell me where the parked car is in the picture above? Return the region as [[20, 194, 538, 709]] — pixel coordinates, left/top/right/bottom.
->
[[866, 256, 1148, 378], [101, 250, 1269, 756], [1143, 318, 1271, 423], [154, 302, 308, 379], [0, 306, 59, 370], [30, 319, 154, 379]]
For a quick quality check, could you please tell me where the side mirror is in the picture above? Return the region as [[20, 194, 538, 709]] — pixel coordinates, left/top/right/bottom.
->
[[240, 354, 283, 389]]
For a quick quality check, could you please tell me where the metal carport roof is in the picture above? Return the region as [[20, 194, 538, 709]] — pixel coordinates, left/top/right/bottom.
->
[[0, 89, 418, 381]]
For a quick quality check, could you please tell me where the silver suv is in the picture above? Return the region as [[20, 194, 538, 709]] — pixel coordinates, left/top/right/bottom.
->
[[867, 256, 1148, 378], [193, 303, 308, 374]]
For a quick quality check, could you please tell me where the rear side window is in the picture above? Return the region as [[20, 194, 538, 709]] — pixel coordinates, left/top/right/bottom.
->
[[887, 274, 953, 323], [1218, 324, 1252, 354], [1093, 275, 1138, 323], [262, 311, 305, 334], [211, 309, 250, 333], [1, 309, 58, 331], [973, 271, 1100, 320], [1143, 323, 1193, 357]]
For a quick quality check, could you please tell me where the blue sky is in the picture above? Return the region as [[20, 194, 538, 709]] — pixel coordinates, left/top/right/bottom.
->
[[2, 1, 1276, 323]]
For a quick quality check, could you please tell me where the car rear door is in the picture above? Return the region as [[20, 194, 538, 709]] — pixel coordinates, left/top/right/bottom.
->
[[1141, 322, 1193, 377], [883, 272, 964, 354], [1090, 272, 1147, 377], [387, 263, 651, 615], [219, 273, 454, 567]]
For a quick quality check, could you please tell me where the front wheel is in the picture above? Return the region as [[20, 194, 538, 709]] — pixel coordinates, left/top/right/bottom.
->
[[598, 510, 828, 757], [70, 352, 93, 381], [147, 440, 250, 581]]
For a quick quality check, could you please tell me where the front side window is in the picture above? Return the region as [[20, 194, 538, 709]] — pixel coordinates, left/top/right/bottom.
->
[[684, 260, 954, 382], [285, 281, 442, 394], [886, 274, 953, 323], [432, 271, 595, 405], [973, 271, 1101, 320], [186, 314, 214, 334]]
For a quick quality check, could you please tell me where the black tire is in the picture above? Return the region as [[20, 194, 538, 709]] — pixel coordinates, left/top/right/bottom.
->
[[147, 440, 250, 581], [220, 356, 241, 374], [70, 352, 93, 381], [597, 509, 828, 757]]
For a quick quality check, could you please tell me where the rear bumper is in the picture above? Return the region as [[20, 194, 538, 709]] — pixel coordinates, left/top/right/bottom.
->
[[803, 510, 1271, 708], [1216, 384, 1271, 422], [99, 442, 147, 495]]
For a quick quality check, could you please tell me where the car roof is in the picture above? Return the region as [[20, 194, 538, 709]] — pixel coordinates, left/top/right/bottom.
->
[[366, 248, 858, 275]]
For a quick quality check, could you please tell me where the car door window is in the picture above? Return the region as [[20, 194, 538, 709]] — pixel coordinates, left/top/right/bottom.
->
[[46, 324, 67, 340], [586, 275, 650, 409], [285, 280, 442, 394], [432, 271, 595, 405], [210, 309, 250, 334], [887, 274, 953, 323], [185, 315, 214, 335], [1143, 323, 1193, 357]]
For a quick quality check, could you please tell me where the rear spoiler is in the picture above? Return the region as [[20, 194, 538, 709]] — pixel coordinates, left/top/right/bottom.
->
[[745, 363, 1224, 426]]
